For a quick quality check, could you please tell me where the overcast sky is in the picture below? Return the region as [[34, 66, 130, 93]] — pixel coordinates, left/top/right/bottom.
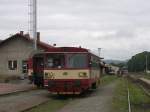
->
[[0, 0, 150, 60]]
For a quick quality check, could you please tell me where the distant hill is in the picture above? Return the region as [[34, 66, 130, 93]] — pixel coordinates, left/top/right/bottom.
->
[[104, 59, 126, 64], [104, 59, 127, 68]]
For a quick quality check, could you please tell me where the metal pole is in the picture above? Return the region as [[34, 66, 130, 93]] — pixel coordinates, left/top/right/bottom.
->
[[146, 55, 148, 73], [98, 48, 101, 57], [127, 80, 131, 112], [29, 0, 37, 50], [33, 0, 37, 50]]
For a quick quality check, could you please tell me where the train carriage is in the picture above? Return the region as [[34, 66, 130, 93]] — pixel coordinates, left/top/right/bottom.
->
[[28, 47, 102, 94]]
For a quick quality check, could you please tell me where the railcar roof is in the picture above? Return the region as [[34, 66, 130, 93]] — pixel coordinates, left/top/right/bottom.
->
[[45, 47, 104, 59], [46, 47, 89, 52]]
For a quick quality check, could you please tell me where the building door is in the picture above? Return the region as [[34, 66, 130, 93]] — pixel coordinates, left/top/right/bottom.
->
[[33, 56, 44, 87], [22, 60, 28, 78]]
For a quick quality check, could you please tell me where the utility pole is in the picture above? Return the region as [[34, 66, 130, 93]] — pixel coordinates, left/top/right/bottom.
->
[[98, 48, 101, 57], [146, 55, 148, 73]]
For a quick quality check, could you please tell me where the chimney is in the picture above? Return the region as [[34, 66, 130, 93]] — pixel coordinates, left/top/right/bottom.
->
[[20, 31, 24, 35], [37, 32, 40, 42]]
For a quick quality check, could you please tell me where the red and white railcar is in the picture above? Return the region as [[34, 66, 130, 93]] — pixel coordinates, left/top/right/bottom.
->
[[28, 47, 102, 94]]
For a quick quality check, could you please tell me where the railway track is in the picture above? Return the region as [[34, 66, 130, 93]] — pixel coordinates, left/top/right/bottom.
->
[[127, 75, 150, 97], [127, 74, 150, 90], [126, 80, 131, 112], [126, 76, 150, 112], [0, 87, 94, 112], [0, 89, 50, 112], [139, 85, 150, 97]]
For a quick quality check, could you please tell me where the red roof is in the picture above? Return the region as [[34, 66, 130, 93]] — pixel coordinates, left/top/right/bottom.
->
[[45, 47, 89, 52], [0, 33, 53, 51]]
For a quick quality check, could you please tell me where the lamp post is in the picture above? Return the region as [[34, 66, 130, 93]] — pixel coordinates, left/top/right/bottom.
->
[[146, 54, 148, 73]]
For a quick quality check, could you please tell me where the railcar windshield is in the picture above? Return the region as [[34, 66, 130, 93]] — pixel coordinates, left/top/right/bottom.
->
[[66, 54, 88, 68], [45, 54, 65, 68], [45, 53, 88, 69]]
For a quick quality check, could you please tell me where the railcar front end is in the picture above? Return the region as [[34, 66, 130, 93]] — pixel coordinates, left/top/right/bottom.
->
[[43, 53, 93, 94]]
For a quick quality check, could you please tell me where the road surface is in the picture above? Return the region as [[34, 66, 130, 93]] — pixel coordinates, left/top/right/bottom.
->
[[0, 81, 117, 112], [57, 82, 116, 112]]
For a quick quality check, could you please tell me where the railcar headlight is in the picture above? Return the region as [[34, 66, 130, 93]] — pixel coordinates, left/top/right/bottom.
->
[[78, 72, 87, 77], [45, 72, 48, 78]]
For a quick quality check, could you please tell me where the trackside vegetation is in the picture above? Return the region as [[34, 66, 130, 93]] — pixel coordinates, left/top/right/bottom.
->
[[101, 75, 118, 85], [112, 78, 150, 112], [25, 97, 70, 112], [112, 78, 128, 112], [129, 82, 150, 112]]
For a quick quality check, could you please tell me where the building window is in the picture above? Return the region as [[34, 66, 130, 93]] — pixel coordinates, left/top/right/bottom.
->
[[8, 60, 17, 70]]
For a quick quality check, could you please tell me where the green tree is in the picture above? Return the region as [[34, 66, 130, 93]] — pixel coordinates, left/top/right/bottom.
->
[[127, 51, 150, 72]]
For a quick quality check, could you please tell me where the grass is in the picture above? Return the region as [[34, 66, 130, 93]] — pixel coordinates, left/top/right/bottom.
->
[[112, 78, 150, 112], [101, 75, 118, 85], [26, 96, 70, 112], [128, 82, 150, 112], [112, 78, 128, 112]]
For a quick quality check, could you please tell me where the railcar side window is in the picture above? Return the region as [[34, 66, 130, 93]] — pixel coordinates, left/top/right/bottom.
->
[[67, 54, 87, 68], [91, 56, 100, 69]]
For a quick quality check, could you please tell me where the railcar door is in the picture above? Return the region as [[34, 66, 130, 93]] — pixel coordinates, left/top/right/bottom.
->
[[33, 56, 44, 87]]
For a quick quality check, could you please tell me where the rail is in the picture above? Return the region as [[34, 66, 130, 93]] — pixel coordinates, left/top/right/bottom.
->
[[139, 85, 150, 97], [127, 75, 150, 96], [127, 79, 131, 112]]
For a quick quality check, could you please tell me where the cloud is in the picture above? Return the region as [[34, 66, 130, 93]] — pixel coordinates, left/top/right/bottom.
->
[[93, 28, 136, 41], [1, 0, 150, 60]]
